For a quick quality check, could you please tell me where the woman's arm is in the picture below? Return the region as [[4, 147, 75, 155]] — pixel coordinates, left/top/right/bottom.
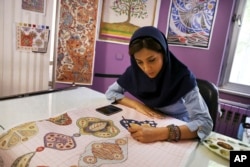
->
[[105, 82, 165, 118], [117, 97, 165, 118], [128, 87, 212, 143], [128, 123, 198, 143], [106, 83, 206, 143], [183, 86, 213, 140]]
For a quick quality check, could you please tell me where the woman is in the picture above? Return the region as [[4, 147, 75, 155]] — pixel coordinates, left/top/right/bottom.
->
[[105, 26, 213, 143]]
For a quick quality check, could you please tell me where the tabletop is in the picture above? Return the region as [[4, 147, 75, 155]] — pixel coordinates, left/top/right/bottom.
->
[[0, 86, 230, 167]]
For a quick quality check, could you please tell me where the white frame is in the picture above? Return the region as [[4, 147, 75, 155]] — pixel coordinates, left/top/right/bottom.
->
[[219, 0, 250, 97], [96, 0, 161, 45]]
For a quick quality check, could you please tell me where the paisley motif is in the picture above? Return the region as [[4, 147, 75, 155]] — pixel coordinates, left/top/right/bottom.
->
[[11, 152, 35, 167], [0, 122, 38, 149], [76, 117, 120, 138], [79, 138, 128, 166], [47, 113, 72, 125], [86, 121, 108, 132]]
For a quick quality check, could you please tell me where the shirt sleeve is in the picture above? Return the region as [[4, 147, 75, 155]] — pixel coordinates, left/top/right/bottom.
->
[[183, 86, 213, 141], [105, 81, 125, 103]]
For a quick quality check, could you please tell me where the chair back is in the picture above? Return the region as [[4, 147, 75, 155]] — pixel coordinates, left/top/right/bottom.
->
[[196, 79, 219, 130]]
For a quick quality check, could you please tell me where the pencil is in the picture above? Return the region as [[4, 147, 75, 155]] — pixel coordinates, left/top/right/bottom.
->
[[122, 116, 131, 128]]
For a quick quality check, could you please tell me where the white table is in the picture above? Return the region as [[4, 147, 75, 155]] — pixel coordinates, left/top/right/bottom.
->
[[0, 87, 229, 167]]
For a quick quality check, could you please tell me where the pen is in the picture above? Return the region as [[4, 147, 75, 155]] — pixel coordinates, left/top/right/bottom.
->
[[122, 116, 131, 128], [0, 125, 4, 130]]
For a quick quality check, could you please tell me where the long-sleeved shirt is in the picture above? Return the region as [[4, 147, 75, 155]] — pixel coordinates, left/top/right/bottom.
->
[[105, 81, 213, 141]]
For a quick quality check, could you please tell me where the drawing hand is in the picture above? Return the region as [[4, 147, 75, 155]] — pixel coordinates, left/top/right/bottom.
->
[[128, 124, 160, 143]]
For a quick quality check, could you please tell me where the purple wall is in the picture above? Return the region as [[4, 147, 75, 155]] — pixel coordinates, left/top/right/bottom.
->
[[91, 0, 250, 104]]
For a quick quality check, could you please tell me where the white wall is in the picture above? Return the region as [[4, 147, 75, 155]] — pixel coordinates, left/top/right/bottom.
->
[[0, 0, 55, 97]]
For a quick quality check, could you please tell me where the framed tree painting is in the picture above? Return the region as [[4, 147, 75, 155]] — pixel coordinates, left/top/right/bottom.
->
[[98, 0, 161, 44], [166, 0, 219, 49]]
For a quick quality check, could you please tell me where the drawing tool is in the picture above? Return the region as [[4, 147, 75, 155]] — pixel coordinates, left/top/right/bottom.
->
[[122, 116, 131, 128]]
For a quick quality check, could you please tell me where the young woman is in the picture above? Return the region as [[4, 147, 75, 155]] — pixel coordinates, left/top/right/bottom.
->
[[105, 26, 213, 143]]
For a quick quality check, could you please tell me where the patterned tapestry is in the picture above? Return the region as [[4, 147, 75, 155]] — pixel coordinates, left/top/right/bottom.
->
[[16, 23, 50, 53], [55, 0, 98, 85]]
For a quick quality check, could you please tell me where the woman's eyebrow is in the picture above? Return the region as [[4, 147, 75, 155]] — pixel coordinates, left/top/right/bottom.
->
[[146, 55, 156, 60], [134, 58, 143, 62], [135, 55, 155, 61], [135, 59, 143, 63]]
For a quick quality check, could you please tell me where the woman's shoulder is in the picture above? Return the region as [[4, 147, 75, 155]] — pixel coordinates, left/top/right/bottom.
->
[[183, 86, 200, 99]]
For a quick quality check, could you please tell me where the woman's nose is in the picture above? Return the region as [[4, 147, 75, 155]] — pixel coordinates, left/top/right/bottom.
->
[[142, 63, 150, 72]]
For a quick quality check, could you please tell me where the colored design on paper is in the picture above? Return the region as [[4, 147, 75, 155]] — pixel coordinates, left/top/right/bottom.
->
[[44, 132, 76, 150], [16, 23, 50, 52], [47, 113, 72, 125], [79, 138, 128, 166], [0, 122, 38, 149], [76, 117, 120, 138], [9, 132, 77, 167], [120, 119, 157, 129], [56, 0, 98, 85], [22, 0, 46, 14], [167, 0, 218, 49], [11, 152, 36, 167]]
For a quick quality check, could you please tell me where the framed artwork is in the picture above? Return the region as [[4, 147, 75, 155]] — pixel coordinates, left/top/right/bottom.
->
[[98, 0, 161, 44], [21, 0, 47, 14], [16, 22, 50, 53], [166, 0, 219, 49], [54, 0, 99, 85]]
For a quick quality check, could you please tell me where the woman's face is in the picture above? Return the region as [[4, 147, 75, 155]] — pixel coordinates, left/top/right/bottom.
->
[[134, 48, 164, 78]]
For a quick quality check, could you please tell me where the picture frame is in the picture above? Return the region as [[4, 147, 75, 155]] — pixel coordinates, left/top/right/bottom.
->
[[166, 0, 219, 49], [97, 0, 161, 44], [21, 0, 47, 15], [16, 22, 50, 53]]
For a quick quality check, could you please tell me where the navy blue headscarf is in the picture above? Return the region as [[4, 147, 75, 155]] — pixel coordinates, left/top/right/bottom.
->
[[117, 26, 196, 108]]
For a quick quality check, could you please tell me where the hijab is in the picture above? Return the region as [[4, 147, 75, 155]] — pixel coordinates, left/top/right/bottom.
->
[[117, 26, 196, 108]]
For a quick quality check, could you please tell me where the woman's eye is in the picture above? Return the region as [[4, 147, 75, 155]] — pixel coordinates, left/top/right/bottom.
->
[[148, 58, 155, 62], [136, 61, 142, 65]]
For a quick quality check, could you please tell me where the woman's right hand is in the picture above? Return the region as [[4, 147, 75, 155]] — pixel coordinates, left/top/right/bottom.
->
[[128, 124, 168, 143]]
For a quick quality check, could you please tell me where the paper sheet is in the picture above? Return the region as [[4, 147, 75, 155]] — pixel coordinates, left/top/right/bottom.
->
[[0, 106, 198, 167]]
